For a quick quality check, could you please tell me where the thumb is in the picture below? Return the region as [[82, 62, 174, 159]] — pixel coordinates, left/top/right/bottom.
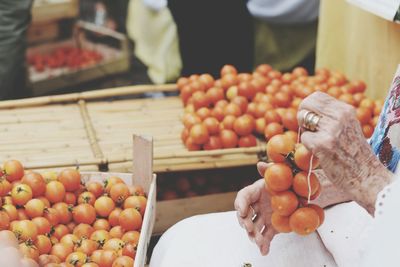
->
[[234, 179, 264, 217], [257, 162, 273, 177]]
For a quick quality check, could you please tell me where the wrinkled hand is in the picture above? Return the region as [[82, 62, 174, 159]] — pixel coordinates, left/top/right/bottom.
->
[[0, 231, 38, 267], [297, 92, 393, 214], [234, 162, 277, 255]]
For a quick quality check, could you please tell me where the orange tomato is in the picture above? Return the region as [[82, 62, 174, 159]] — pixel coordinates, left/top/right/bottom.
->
[[73, 203, 96, 225], [264, 163, 293, 192], [271, 191, 299, 216], [34, 234, 52, 254], [289, 207, 320, 235], [86, 181, 104, 198], [266, 134, 295, 163], [110, 183, 130, 205], [72, 223, 94, 239], [271, 212, 291, 233], [119, 208, 142, 231], [58, 169, 81, 192], [292, 172, 320, 198], [11, 184, 32, 206], [21, 172, 46, 197], [32, 217, 51, 235], [112, 256, 134, 267], [220, 129, 239, 148], [25, 198, 45, 218], [3, 160, 24, 182], [95, 196, 116, 218], [45, 181, 66, 204]]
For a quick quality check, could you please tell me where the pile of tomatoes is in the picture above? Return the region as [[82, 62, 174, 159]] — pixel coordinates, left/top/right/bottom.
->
[[178, 64, 383, 151], [0, 159, 147, 267], [27, 46, 103, 73], [265, 134, 324, 235]]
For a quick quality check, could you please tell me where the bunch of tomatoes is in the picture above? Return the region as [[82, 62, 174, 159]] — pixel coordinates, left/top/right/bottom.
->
[[0, 159, 147, 267], [178, 64, 383, 151], [27, 46, 103, 73], [265, 133, 324, 235]]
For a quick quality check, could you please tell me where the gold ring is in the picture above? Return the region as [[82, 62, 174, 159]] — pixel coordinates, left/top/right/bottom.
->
[[302, 111, 321, 132]]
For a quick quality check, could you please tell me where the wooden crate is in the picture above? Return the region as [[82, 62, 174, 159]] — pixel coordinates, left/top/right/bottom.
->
[[0, 84, 266, 173], [31, 0, 79, 24], [79, 135, 155, 267], [27, 21, 130, 96]]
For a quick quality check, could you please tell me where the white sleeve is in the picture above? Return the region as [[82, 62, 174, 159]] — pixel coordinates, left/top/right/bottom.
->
[[247, 0, 319, 24], [361, 180, 400, 267]]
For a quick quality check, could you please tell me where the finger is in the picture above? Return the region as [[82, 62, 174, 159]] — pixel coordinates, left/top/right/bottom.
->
[[257, 162, 273, 177], [298, 92, 339, 119], [234, 181, 263, 217], [299, 131, 317, 152], [260, 227, 276, 255], [242, 211, 255, 234]]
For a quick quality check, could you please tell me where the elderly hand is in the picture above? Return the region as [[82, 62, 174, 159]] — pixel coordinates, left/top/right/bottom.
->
[[0, 231, 38, 267], [297, 92, 393, 214], [234, 162, 277, 255]]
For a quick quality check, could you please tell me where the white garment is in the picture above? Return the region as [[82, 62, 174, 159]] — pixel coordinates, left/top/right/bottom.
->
[[150, 211, 337, 267], [247, 0, 319, 24], [142, 0, 167, 11]]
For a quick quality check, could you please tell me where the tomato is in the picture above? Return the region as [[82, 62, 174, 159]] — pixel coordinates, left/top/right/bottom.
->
[[38, 196, 51, 208], [0, 179, 12, 197], [271, 191, 299, 216], [91, 230, 111, 247], [233, 115, 255, 136], [182, 113, 202, 130], [0, 210, 10, 230], [221, 115, 236, 130], [190, 80, 206, 92], [94, 196, 115, 218], [271, 212, 291, 233], [66, 221, 77, 233], [307, 204, 325, 226], [177, 77, 189, 90], [203, 136, 223, 150], [223, 103, 242, 117], [264, 163, 293, 192], [112, 256, 134, 267], [123, 196, 143, 215], [281, 108, 299, 131], [38, 254, 61, 266], [292, 172, 320, 198], [185, 137, 201, 151], [192, 91, 210, 110], [266, 134, 295, 163], [362, 124, 374, 138], [45, 181, 66, 204], [66, 251, 87, 267], [254, 103, 273, 119], [181, 128, 190, 143], [265, 84, 279, 95], [226, 86, 238, 101], [73, 203, 96, 224], [34, 234, 52, 254], [264, 122, 284, 140], [255, 118, 266, 135], [82, 262, 100, 267], [121, 231, 140, 244], [255, 64, 272, 76], [238, 135, 257, 147], [220, 129, 238, 148], [20, 241, 40, 262], [12, 220, 38, 242], [103, 238, 125, 253], [110, 184, 130, 206], [196, 107, 211, 121], [205, 87, 224, 104], [77, 191, 96, 206], [356, 107, 372, 125], [119, 208, 142, 231], [2, 204, 17, 221], [86, 181, 104, 198], [25, 198, 45, 218], [264, 110, 281, 124], [17, 208, 29, 220], [93, 218, 111, 231], [294, 144, 319, 171], [32, 217, 51, 235], [246, 102, 257, 117], [91, 249, 118, 267], [21, 172, 46, 197], [121, 242, 137, 258], [3, 160, 24, 182], [289, 207, 320, 235], [51, 243, 73, 262], [60, 234, 79, 250], [76, 238, 98, 256], [52, 202, 72, 224], [58, 169, 81, 192], [53, 224, 70, 240], [202, 117, 220, 135], [63, 192, 77, 205], [73, 223, 94, 239], [42, 171, 58, 184], [109, 226, 125, 239], [44, 207, 60, 226], [220, 64, 237, 77], [237, 81, 256, 100], [104, 177, 124, 195], [11, 184, 32, 206], [108, 208, 123, 227]]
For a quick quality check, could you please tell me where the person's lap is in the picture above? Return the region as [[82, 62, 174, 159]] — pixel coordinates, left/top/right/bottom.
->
[[150, 211, 337, 267]]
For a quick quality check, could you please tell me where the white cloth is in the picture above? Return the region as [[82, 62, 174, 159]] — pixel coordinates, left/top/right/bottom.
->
[[361, 180, 400, 266], [150, 211, 337, 267], [247, 0, 320, 24]]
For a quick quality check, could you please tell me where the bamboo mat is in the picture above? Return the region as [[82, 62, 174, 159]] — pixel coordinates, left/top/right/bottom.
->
[[0, 84, 266, 172]]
